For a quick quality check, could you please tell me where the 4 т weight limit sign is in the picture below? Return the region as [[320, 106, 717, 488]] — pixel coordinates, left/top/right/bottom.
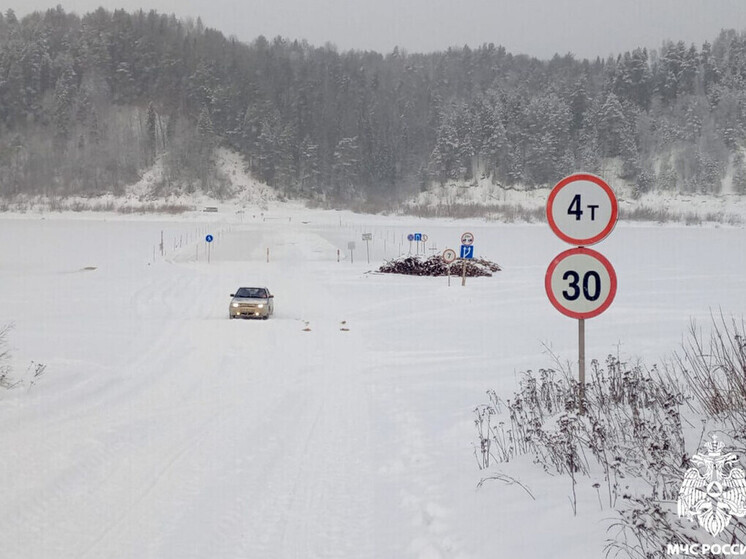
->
[[547, 173, 618, 246]]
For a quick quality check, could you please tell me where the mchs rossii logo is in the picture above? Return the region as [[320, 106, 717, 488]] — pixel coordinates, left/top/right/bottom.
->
[[667, 436, 746, 556], [677, 436, 746, 536]]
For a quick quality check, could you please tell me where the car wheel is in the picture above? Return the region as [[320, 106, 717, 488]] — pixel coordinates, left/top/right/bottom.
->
[[262, 315, 269, 320]]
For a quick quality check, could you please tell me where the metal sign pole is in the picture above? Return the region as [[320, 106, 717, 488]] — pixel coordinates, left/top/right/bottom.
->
[[366, 239, 370, 264], [579, 317, 586, 414], [207, 241, 211, 264], [442, 249, 456, 287], [461, 259, 466, 286]]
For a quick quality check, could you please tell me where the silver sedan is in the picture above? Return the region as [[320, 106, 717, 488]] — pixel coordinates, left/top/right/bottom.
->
[[229, 287, 274, 319]]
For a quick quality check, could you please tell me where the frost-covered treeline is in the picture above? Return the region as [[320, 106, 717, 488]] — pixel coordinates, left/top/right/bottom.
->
[[0, 7, 745, 204]]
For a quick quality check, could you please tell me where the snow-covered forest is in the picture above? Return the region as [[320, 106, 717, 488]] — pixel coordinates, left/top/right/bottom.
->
[[1, 6, 746, 206]]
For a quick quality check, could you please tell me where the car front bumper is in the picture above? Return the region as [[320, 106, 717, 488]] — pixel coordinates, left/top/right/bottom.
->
[[230, 306, 269, 318]]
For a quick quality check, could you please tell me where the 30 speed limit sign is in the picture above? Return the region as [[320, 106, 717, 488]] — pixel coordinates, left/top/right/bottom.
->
[[547, 173, 618, 246], [545, 247, 617, 319]]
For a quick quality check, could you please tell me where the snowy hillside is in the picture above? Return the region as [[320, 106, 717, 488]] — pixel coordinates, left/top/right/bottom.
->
[[0, 148, 277, 216], [4, 148, 746, 229]]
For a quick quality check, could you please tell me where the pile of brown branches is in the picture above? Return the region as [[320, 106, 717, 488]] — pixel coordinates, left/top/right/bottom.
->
[[378, 255, 501, 277]]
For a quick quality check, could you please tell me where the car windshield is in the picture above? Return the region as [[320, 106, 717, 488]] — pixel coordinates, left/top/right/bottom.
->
[[235, 288, 266, 298]]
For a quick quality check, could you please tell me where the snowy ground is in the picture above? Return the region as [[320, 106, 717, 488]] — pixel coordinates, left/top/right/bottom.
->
[[0, 204, 745, 558]]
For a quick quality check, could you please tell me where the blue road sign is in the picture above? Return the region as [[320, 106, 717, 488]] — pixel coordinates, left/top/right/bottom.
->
[[407, 234, 414, 241], [460, 245, 474, 259], [414, 233, 422, 241], [205, 234, 214, 243]]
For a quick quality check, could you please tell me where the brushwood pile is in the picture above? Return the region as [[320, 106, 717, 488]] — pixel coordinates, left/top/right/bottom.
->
[[378, 255, 501, 277]]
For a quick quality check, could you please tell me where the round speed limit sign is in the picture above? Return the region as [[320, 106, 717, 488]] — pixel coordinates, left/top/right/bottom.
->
[[442, 248, 457, 264], [545, 247, 617, 319]]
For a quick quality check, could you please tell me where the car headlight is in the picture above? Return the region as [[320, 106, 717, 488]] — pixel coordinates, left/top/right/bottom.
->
[[257, 304, 264, 308], [231, 303, 239, 308]]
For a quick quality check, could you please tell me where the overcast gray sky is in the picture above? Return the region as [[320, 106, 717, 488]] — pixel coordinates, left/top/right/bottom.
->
[[11, 0, 746, 59]]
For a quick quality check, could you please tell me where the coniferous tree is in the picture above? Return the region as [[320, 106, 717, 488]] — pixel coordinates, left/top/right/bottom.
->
[[146, 101, 157, 164]]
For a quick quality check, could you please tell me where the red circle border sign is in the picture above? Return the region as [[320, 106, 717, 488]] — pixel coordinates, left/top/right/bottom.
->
[[545, 247, 617, 320], [546, 173, 618, 246]]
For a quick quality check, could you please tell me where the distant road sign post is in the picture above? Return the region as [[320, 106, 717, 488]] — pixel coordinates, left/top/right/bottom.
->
[[546, 173, 618, 414], [413, 233, 424, 254], [348, 241, 356, 263], [460, 244, 475, 286], [442, 248, 457, 287], [205, 234, 213, 263], [459, 233, 475, 286], [362, 233, 372, 263]]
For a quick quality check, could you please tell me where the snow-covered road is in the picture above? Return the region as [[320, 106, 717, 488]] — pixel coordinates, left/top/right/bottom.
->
[[1, 208, 745, 558]]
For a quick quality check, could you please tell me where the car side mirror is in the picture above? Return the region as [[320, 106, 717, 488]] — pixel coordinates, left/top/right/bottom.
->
[[268, 294, 274, 298], [230, 293, 235, 297]]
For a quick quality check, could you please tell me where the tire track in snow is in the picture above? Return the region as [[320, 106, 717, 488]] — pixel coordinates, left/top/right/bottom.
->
[[271, 323, 376, 559], [0, 267, 208, 559], [68, 314, 304, 558], [376, 401, 471, 559], [76, 405, 234, 559]]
